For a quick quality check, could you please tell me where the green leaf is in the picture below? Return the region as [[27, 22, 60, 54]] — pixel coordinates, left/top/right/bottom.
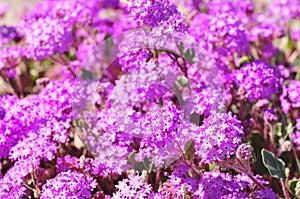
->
[[183, 48, 196, 64], [239, 56, 251, 67], [80, 69, 94, 80], [289, 179, 300, 194], [274, 122, 282, 137], [184, 139, 194, 151], [295, 72, 300, 81], [261, 149, 286, 180], [287, 122, 295, 136], [209, 162, 219, 170], [69, 53, 77, 61], [285, 168, 290, 180], [250, 149, 257, 164], [287, 27, 295, 50], [200, 5, 208, 13], [176, 76, 189, 87], [177, 42, 184, 55], [181, 184, 186, 195], [231, 104, 239, 114], [284, 80, 291, 86], [128, 151, 137, 164], [184, 140, 194, 160], [104, 33, 114, 57]]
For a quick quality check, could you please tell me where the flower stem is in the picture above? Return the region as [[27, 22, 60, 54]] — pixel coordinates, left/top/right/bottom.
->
[[289, 133, 300, 174], [155, 168, 161, 191], [176, 141, 201, 178], [280, 179, 290, 199]]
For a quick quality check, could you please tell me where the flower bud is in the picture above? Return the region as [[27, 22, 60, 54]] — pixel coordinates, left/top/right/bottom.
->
[[236, 143, 252, 160]]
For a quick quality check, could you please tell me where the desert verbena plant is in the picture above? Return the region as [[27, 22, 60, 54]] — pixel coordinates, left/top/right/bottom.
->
[[0, 0, 300, 198]]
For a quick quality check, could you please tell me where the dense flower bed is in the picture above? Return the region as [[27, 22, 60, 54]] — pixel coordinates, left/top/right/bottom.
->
[[0, 0, 300, 198]]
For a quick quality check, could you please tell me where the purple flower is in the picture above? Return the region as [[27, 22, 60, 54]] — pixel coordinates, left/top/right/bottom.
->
[[190, 12, 249, 57], [133, 104, 193, 167], [206, 0, 254, 22], [0, 79, 73, 162], [263, 108, 278, 124], [194, 170, 249, 198], [0, 95, 17, 119], [117, 29, 180, 72], [292, 119, 300, 150], [32, 0, 101, 27], [20, 15, 73, 60], [254, 188, 276, 199], [186, 85, 226, 117], [291, 28, 300, 41], [0, 108, 5, 120], [278, 64, 292, 79], [9, 130, 57, 165], [248, 14, 285, 42], [155, 180, 183, 199], [0, 98, 42, 159], [108, 59, 178, 105], [75, 110, 132, 176], [267, 0, 300, 25], [0, 46, 30, 70], [194, 112, 244, 164], [126, 0, 187, 31], [0, 160, 32, 198], [261, 42, 279, 59], [117, 32, 152, 70], [194, 171, 275, 199], [112, 174, 153, 199], [170, 165, 199, 195], [236, 143, 252, 160], [56, 155, 80, 172], [233, 60, 282, 102], [280, 80, 300, 113], [0, 179, 27, 199], [0, 25, 21, 48], [87, 157, 129, 177], [40, 170, 97, 199]]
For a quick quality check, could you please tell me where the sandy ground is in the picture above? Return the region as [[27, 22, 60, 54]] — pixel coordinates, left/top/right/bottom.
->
[[0, 0, 39, 25]]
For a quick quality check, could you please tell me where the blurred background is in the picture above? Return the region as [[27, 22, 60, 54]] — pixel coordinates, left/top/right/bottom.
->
[[0, 0, 38, 25]]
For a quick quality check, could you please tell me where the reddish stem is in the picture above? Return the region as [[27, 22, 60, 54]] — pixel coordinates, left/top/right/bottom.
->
[[176, 141, 201, 178], [280, 179, 290, 199], [155, 168, 160, 191]]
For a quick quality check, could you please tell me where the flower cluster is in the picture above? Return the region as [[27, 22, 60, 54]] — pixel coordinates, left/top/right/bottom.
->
[[40, 170, 97, 199], [20, 15, 73, 60], [233, 60, 282, 102], [194, 170, 275, 199], [190, 11, 249, 72], [292, 119, 300, 150], [267, 0, 300, 25], [263, 108, 278, 124], [0, 46, 29, 77], [112, 173, 152, 199], [1, 0, 300, 198], [280, 80, 300, 113], [126, 0, 187, 31], [194, 112, 244, 164], [0, 25, 21, 48], [236, 143, 252, 160]]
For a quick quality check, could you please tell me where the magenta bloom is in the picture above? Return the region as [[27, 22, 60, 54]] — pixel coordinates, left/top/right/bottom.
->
[[194, 112, 244, 164], [40, 170, 97, 199], [20, 15, 73, 60], [280, 80, 300, 113], [233, 60, 282, 102]]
